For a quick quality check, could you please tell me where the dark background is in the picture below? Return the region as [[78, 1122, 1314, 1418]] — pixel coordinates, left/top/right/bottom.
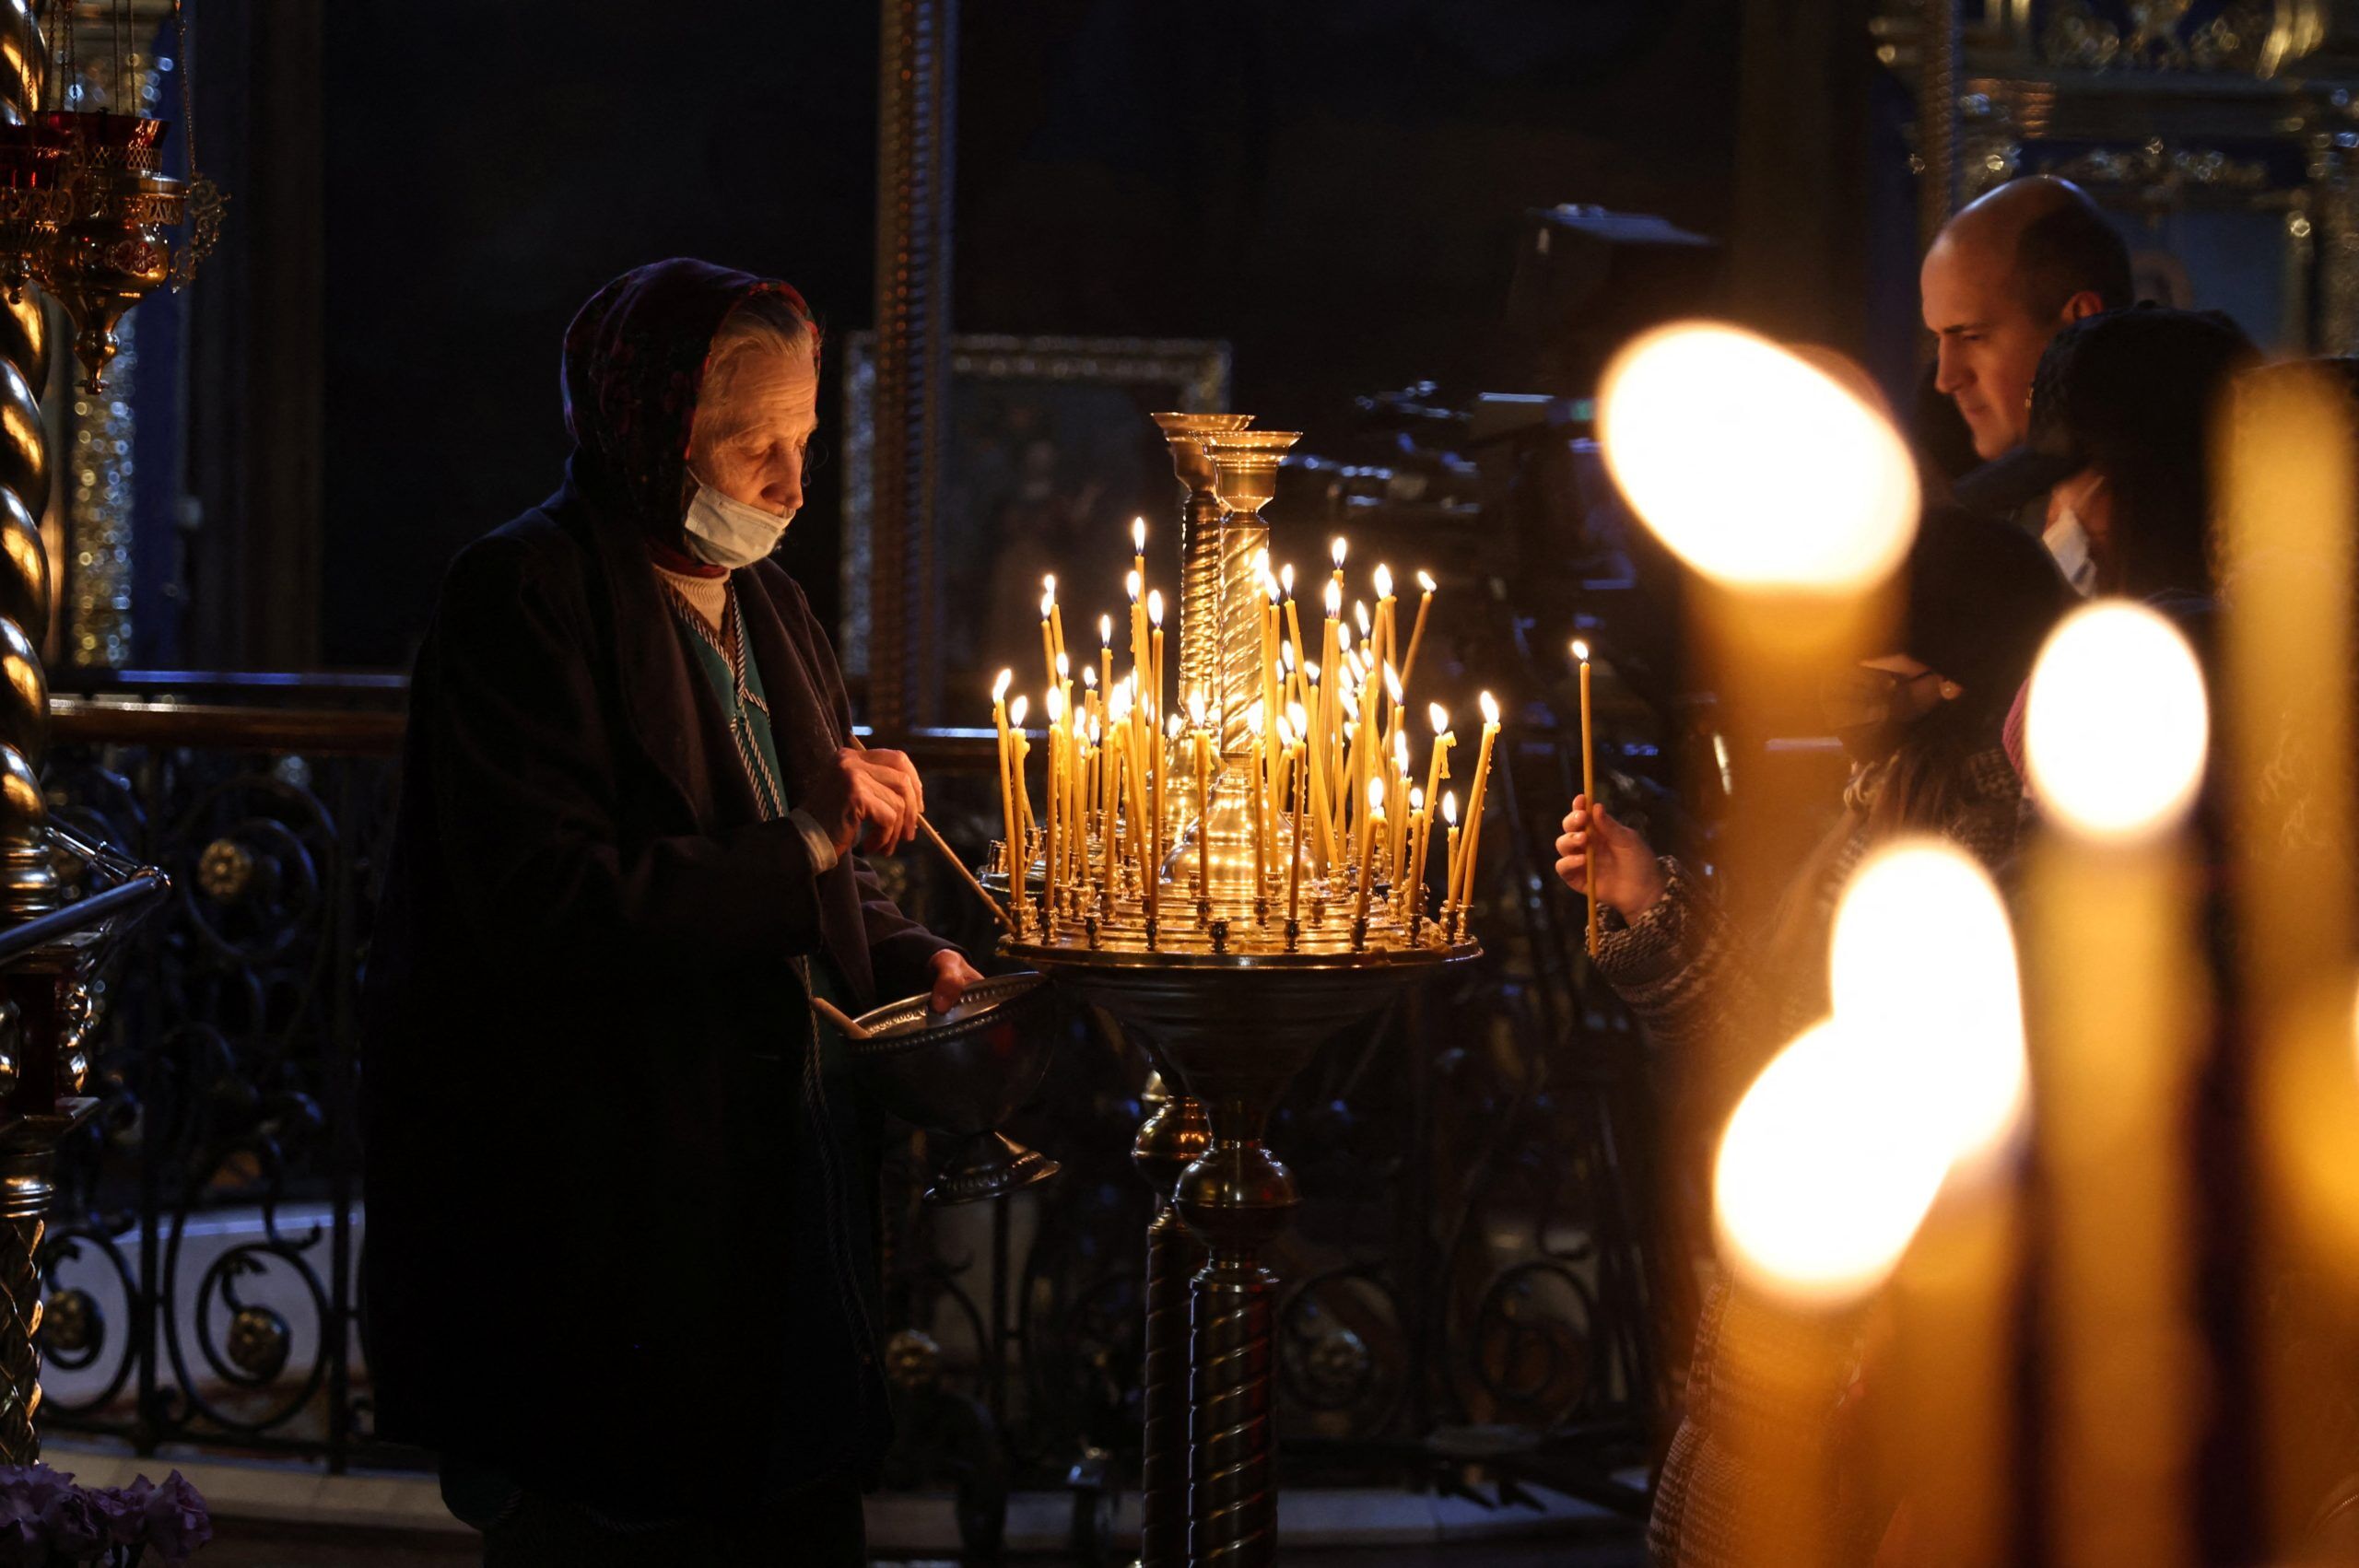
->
[[288, 0, 1748, 673]]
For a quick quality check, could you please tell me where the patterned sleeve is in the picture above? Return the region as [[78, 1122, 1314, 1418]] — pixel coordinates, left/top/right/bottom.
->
[[1590, 856, 1770, 1063]]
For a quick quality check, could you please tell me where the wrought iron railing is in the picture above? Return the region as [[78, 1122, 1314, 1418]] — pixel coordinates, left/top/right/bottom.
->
[[26, 673, 1668, 1556]]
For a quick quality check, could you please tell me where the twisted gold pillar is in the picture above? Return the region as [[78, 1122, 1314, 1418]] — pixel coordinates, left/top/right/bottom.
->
[[1205, 432, 1297, 761], [0, 1, 49, 922], [1152, 413, 1250, 722]]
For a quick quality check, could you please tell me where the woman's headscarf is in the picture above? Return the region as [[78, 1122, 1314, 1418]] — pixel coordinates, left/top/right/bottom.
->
[[559, 259, 816, 548]]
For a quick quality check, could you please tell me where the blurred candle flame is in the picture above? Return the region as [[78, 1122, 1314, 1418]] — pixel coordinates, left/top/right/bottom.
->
[[2025, 601, 2209, 843], [1599, 322, 1918, 594]]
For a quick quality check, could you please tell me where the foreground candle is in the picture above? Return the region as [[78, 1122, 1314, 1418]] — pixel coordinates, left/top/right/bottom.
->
[[2023, 602, 2209, 1568]]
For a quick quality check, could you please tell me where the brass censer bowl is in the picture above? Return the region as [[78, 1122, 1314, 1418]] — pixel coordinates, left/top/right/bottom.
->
[[847, 968, 1063, 1206]]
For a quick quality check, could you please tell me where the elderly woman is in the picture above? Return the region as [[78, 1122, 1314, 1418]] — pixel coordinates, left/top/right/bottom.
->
[[360, 260, 983, 1565]]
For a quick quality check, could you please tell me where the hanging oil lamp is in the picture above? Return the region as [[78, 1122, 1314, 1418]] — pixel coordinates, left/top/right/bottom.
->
[[34, 0, 221, 390]]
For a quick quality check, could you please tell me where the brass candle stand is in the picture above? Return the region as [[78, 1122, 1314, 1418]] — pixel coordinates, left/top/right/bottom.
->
[[992, 409, 1478, 1568]]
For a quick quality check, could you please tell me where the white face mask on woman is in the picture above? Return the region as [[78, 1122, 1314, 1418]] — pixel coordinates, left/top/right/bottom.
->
[[681, 481, 790, 569]]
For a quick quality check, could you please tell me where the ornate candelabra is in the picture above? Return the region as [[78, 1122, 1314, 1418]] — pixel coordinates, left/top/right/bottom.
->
[[0, 0, 174, 1464], [988, 409, 1481, 1566]]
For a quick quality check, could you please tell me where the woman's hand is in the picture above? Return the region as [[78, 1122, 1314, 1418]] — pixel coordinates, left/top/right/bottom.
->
[[804, 746, 924, 857], [1555, 795, 1667, 923], [928, 950, 986, 1012]]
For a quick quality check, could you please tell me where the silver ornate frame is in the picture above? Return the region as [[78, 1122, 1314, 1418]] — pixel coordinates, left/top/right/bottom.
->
[[1879, 0, 2359, 351], [839, 332, 1230, 725]]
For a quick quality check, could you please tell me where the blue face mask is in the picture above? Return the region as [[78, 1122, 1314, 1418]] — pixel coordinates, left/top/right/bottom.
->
[[682, 481, 790, 568]]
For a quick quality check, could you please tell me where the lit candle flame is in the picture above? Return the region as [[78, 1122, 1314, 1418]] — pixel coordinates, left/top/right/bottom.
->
[[1332, 536, 1347, 569], [1324, 580, 1343, 618], [1304, 661, 1320, 685], [1572, 638, 1590, 663], [1429, 701, 1449, 735], [1055, 650, 1070, 679], [1393, 729, 1409, 767], [1374, 563, 1393, 600], [1287, 700, 1309, 736], [1340, 685, 1361, 721], [1045, 686, 1064, 722], [1127, 570, 1141, 603], [1411, 785, 1425, 813], [1100, 614, 1113, 647], [1442, 790, 1458, 827], [1282, 642, 1297, 672], [993, 668, 1013, 702], [1132, 517, 1147, 553], [1713, 1019, 1953, 1306], [1281, 563, 1296, 596], [1249, 699, 1266, 737], [1275, 715, 1296, 748], [1082, 664, 1097, 690], [1188, 691, 1208, 726], [1368, 777, 1385, 811], [1354, 601, 1372, 637], [1167, 713, 1183, 741], [1598, 322, 1918, 594], [1148, 591, 1165, 627], [2025, 601, 2209, 842], [1383, 662, 1402, 703], [1087, 714, 1101, 745], [1479, 690, 1500, 725], [1417, 569, 1437, 593], [1040, 589, 1054, 620], [1829, 837, 2026, 1169], [1009, 694, 1028, 726]]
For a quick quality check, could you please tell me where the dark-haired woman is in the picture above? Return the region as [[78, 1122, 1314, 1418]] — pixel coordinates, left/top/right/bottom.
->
[[1556, 505, 2075, 1567]]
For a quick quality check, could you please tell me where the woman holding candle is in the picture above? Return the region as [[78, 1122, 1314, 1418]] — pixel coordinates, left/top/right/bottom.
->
[[360, 261, 982, 1565], [1551, 507, 2072, 1568]]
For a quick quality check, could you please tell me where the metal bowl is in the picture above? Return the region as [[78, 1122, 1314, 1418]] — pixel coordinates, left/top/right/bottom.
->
[[848, 971, 1061, 1206]]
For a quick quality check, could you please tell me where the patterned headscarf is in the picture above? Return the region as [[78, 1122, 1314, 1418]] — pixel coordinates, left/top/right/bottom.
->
[[559, 258, 817, 545]]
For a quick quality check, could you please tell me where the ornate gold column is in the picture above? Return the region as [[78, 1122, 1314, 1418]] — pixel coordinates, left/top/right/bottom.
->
[[869, 0, 957, 730], [0, 0, 52, 923]]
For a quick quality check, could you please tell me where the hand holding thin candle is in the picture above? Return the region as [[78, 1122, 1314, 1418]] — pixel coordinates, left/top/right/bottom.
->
[[1554, 797, 1666, 923]]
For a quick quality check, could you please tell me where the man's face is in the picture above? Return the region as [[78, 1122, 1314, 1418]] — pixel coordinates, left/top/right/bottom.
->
[[687, 345, 818, 519], [1921, 239, 2061, 462]]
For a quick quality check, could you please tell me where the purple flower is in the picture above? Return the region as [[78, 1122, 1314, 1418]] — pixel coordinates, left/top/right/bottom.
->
[[0, 1492, 41, 1568], [137, 1472, 208, 1563], [87, 1480, 149, 1549], [36, 1484, 102, 1561]]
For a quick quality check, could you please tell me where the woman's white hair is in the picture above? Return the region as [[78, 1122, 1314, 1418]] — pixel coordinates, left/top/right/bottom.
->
[[704, 291, 818, 397]]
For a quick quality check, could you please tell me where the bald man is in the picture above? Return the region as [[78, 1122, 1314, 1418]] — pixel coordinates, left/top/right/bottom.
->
[[1921, 176, 2134, 462]]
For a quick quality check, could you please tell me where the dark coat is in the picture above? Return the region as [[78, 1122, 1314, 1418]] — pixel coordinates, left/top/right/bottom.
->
[[359, 260, 954, 1507]]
